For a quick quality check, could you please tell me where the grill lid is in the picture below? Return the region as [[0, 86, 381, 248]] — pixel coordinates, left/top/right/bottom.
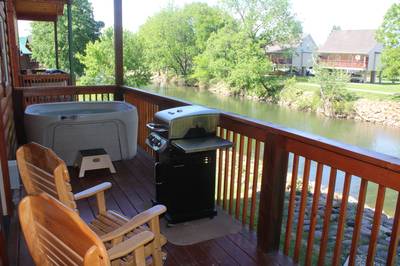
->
[[154, 105, 220, 140], [154, 105, 219, 124]]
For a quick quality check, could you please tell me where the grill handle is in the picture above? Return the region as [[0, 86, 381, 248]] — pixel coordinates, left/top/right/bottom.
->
[[146, 123, 168, 133]]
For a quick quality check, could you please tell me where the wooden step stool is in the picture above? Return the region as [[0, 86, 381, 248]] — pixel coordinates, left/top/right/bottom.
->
[[76, 149, 116, 178]]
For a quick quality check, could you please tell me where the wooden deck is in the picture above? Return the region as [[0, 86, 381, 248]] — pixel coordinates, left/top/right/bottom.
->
[[7, 149, 294, 266]]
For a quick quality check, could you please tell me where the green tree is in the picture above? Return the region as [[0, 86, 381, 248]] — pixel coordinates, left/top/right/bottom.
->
[[193, 26, 276, 99], [30, 0, 104, 76], [138, 3, 229, 80], [77, 28, 150, 86], [221, 0, 302, 46], [193, 0, 301, 99], [377, 3, 400, 82]]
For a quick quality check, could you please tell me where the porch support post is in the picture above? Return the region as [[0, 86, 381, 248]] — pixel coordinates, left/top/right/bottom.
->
[[257, 133, 289, 252], [67, 0, 75, 85], [370, 71, 376, 84], [54, 21, 59, 69], [114, 0, 124, 100]]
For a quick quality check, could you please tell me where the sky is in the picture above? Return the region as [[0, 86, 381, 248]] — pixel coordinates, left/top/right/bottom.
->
[[18, 0, 397, 45]]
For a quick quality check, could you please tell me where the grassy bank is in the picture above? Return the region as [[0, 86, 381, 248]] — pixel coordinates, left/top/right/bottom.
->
[[294, 78, 400, 101], [276, 76, 400, 126]]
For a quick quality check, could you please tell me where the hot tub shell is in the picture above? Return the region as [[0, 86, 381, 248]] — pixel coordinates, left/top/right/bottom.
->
[[24, 101, 138, 166]]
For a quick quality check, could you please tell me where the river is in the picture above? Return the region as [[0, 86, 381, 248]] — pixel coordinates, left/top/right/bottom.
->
[[141, 84, 400, 215]]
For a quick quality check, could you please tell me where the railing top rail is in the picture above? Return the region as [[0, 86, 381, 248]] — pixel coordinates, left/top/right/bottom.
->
[[15, 85, 117, 91], [15, 85, 117, 96], [122, 85, 400, 173], [20, 73, 70, 78], [121, 85, 191, 107]]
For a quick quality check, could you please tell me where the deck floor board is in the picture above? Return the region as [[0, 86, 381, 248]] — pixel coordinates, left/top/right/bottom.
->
[[8, 148, 294, 265]]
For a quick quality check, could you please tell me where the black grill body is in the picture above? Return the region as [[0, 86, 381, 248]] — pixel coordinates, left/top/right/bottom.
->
[[147, 105, 232, 224], [155, 148, 217, 223]]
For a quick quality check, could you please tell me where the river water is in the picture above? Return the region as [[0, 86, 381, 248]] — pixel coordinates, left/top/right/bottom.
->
[[141, 84, 400, 215]]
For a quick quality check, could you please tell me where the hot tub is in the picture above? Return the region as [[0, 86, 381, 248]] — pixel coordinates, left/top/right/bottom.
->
[[25, 101, 138, 165]]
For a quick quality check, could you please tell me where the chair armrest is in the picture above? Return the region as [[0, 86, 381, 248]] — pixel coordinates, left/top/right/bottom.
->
[[100, 205, 166, 242], [74, 182, 112, 200], [107, 231, 154, 261]]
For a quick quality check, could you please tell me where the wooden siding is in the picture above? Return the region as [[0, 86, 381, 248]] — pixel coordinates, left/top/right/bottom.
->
[[0, 0, 17, 216]]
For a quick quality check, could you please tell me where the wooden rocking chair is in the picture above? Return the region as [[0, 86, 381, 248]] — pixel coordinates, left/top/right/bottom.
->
[[16, 142, 167, 266], [19, 193, 155, 266]]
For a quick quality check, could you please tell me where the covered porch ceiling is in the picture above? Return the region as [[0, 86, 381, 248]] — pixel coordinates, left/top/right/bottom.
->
[[15, 0, 68, 21]]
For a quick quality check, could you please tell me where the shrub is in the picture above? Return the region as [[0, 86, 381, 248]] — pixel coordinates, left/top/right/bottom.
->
[[280, 77, 320, 111], [313, 66, 357, 116]]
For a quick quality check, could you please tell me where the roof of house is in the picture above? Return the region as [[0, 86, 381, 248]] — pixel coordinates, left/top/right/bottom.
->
[[266, 43, 293, 53], [318, 30, 380, 54], [19, 36, 32, 55], [265, 34, 316, 53]]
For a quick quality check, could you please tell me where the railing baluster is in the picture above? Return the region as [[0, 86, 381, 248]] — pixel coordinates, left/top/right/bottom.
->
[[294, 158, 311, 263], [235, 135, 245, 219], [284, 154, 299, 255], [387, 193, 400, 265], [317, 167, 337, 265], [332, 172, 352, 266], [349, 179, 368, 266], [229, 133, 237, 215], [242, 137, 253, 225], [216, 127, 223, 206], [305, 162, 324, 265], [249, 140, 260, 230], [366, 185, 386, 265], [223, 130, 231, 210]]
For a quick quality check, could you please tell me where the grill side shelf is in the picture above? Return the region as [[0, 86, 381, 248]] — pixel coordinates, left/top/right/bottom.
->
[[171, 136, 233, 153]]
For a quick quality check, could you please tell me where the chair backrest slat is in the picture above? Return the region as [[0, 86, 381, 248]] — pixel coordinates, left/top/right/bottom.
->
[[36, 222, 83, 265], [19, 194, 110, 266], [17, 143, 77, 211], [26, 165, 58, 190]]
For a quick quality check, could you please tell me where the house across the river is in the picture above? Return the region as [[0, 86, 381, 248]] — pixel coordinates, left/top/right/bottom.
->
[[318, 29, 383, 83], [266, 34, 318, 76]]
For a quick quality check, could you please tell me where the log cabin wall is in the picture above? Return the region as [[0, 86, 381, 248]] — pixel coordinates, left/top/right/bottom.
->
[[0, 0, 18, 216], [5, 0, 19, 88]]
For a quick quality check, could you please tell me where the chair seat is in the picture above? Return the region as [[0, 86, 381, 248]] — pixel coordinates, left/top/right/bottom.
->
[[88, 210, 167, 258]]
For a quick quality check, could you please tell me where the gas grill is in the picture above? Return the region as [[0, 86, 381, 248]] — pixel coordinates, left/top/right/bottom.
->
[[146, 105, 232, 224]]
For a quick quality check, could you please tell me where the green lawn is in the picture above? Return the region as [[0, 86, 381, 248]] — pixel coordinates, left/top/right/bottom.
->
[[293, 78, 400, 101]]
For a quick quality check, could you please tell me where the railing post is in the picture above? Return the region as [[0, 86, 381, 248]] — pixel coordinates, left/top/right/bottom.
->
[[257, 133, 289, 253], [54, 20, 59, 70], [67, 0, 75, 85], [114, 0, 124, 101]]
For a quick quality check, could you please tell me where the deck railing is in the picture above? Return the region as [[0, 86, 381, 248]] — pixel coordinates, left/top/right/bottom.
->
[[16, 85, 400, 265], [318, 59, 367, 69], [121, 86, 400, 265], [15, 85, 116, 109], [19, 73, 70, 87]]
